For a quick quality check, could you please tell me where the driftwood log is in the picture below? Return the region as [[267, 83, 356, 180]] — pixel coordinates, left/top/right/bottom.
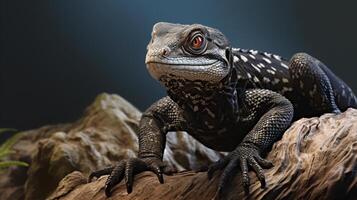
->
[[1, 93, 357, 200]]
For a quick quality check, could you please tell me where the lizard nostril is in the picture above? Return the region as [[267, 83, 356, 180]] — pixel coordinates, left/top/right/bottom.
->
[[161, 47, 170, 57]]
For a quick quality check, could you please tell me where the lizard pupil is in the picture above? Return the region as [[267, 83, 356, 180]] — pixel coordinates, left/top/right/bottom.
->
[[192, 35, 203, 49]]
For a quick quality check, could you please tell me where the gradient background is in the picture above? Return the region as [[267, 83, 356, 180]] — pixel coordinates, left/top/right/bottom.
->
[[1, 1, 356, 141]]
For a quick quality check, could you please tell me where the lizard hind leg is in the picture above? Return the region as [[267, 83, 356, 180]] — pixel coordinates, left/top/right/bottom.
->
[[289, 53, 341, 115]]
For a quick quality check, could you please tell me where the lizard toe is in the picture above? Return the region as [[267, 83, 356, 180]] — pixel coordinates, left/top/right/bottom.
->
[[88, 166, 114, 182], [105, 161, 126, 197]]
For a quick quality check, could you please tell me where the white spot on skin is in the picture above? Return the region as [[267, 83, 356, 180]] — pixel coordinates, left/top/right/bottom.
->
[[282, 87, 293, 93], [249, 54, 256, 59], [208, 125, 215, 129], [234, 56, 239, 63], [271, 67, 277, 71], [282, 78, 289, 83], [218, 128, 227, 134], [281, 62, 289, 69], [309, 84, 318, 97], [257, 63, 265, 68], [232, 48, 241, 52], [264, 52, 272, 57], [205, 108, 216, 118], [253, 76, 260, 83], [193, 87, 202, 91], [273, 54, 282, 61], [249, 49, 258, 54], [149, 119, 154, 126], [263, 57, 272, 64], [266, 69, 275, 75], [193, 105, 199, 112], [240, 55, 248, 62], [192, 100, 200, 104], [299, 80, 304, 89], [263, 77, 271, 83], [204, 121, 215, 129], [247, 72, 252, 78], [273, 78, 280, 84], [240, 49, 248, 53], [251, 64, 261, 72]]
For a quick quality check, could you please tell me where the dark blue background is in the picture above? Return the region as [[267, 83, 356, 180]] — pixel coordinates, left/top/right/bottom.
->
[[1, 0, 356, 137]]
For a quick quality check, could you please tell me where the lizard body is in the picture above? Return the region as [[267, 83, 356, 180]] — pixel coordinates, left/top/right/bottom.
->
[[90, 22, 357, 197]]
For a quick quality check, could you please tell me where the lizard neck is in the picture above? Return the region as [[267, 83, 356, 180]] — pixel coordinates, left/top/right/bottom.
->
[[159, 68, 240, 129]]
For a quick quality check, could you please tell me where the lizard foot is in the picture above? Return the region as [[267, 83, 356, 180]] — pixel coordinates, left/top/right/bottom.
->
[[207, 143, 273, 196], [88, 157, 170, 197]]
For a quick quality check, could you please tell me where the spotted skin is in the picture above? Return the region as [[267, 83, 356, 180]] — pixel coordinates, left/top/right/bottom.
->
[[89, 22, 357, 197], [232, 49, 357, 118]]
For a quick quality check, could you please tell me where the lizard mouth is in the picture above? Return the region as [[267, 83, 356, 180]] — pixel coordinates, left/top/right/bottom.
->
[[146, 61, 217, 66], [145, 57, 228, 83], [145, 55, 219, 66]]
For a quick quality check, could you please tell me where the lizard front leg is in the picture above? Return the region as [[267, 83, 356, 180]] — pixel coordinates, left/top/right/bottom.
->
[[89, 96, 186, 197], [208, 89, 294, 196]]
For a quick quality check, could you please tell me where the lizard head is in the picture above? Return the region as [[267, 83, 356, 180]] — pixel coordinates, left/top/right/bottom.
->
[[145, 22, 232, 84]]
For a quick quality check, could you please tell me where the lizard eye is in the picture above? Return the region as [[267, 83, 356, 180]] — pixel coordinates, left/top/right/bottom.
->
[[185, 31, 207, 55], [191, 35, 204, 49]]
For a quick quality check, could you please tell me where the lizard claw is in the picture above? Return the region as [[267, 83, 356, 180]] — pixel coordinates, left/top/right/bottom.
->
[[148, 163, 164, 183], [207, 143, 273, 197], [105, 160, 126, 197], [88, 166, 114, 182], [89, 157, 168, 197]]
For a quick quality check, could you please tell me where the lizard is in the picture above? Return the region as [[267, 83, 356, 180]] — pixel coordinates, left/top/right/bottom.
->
[[89, 22, 357, 197]]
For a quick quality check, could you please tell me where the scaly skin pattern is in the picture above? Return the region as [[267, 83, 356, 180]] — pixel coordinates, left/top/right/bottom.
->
[[89, 22, 357, 197]]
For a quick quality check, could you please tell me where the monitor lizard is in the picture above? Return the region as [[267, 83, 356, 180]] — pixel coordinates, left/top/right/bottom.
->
[[89, 22, 357, 197]]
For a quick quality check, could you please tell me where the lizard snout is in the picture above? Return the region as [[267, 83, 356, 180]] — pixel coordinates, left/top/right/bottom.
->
[[145, 46, 170, 64]]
